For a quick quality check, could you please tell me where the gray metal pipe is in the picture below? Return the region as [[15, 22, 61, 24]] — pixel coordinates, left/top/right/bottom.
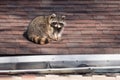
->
[[0, 66, 120, 74]]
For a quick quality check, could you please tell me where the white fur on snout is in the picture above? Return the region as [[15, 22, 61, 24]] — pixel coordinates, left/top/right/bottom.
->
[[55, 24, 57, 27], [58, 25, 61, 28]]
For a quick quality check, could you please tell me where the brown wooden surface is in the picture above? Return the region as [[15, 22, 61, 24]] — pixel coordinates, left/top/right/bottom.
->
[[0, 0, 120, 55]]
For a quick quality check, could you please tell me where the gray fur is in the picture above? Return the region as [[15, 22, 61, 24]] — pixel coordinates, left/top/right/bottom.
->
[[25, 13, 66, 44]]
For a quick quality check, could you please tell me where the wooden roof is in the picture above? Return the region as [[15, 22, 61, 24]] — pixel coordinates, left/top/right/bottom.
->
[[0, 0, 120, 55]]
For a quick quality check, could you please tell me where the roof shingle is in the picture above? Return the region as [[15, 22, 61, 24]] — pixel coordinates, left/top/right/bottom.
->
[[0, 0, 120, 55]]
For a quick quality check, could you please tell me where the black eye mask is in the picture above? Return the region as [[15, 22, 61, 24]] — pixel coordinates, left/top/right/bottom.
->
[[59, 23, 64, 27], [51, 22, 64, 28], [50, 22, 57, 27]]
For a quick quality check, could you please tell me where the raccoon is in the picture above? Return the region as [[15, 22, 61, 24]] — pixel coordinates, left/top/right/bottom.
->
[[25, 13, 66, 44]]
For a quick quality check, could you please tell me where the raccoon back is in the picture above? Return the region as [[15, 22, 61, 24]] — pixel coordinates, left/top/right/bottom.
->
[[26, 16, 50, 44]]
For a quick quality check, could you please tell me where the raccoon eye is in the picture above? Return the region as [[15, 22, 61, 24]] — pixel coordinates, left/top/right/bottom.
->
[[51, 22, 57, 27], [52, 22, 57, 25], [59, 23, 64, 27]]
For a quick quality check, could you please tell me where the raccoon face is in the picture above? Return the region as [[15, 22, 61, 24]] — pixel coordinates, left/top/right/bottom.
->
[[49, 14, 66, 32]]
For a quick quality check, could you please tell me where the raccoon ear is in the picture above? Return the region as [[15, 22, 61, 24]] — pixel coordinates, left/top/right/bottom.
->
[[62, 16, 66, 20], [50, 13, 56, 19]]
